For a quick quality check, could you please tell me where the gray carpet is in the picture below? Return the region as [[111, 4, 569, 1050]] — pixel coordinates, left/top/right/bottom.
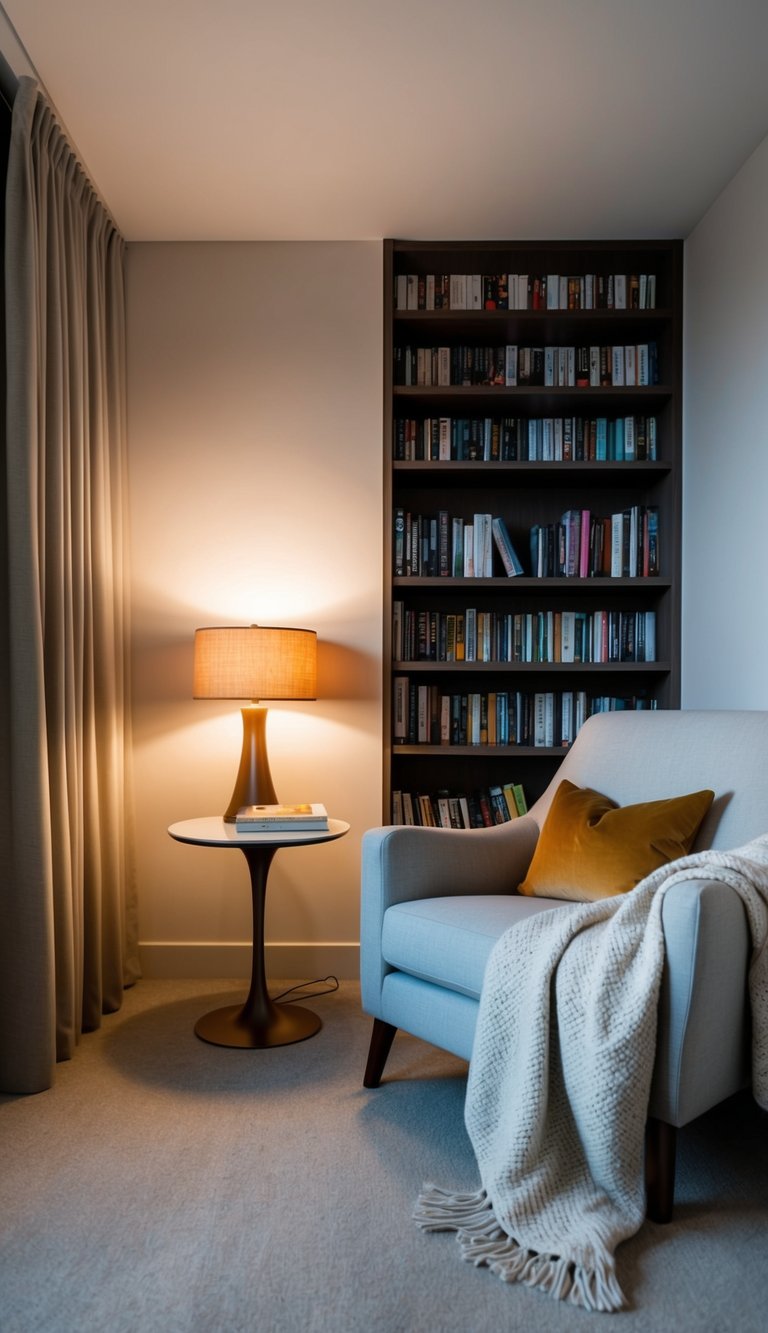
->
[[1, 978, 766, 1332]]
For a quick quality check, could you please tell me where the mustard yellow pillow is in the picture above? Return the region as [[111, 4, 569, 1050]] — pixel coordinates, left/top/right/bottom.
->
[[518, 779, 714, 901]]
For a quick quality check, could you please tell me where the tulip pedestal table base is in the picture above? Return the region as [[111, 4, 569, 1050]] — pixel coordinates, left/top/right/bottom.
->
[[168, 816, 349, 1049]]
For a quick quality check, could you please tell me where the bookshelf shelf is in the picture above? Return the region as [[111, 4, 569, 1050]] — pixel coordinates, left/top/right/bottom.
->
[[394, 384, 673, 402], [392, 576, 673, 590], [383, 238, 683, 825], [394, 745, 574, 758], [393, 662, 672, 675], [394, 307, 675, 320], [393, 460, 672, 472]]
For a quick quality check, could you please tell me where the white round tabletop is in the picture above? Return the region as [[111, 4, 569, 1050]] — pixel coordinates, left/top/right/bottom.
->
[[168, 816, 349, 848]]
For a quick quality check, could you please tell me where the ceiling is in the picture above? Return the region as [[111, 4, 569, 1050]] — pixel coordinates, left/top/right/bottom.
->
[[4, 0, 768, 243]]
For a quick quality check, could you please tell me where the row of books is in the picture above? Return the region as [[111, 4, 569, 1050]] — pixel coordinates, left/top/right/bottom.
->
[[394, 414, 658, 463], [393, 681, 656, 748], [531, 506, 659, 579], [394, 272, 658, 312], [393, 507, 659, 580], [394, 342, 660, 388], [393, 606, 657, 666], [391, 781, 529, 829], [394, 511, 523, 579]]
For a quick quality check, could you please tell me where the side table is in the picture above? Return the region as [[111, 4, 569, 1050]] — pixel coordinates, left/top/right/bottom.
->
[[168, 816, 349, 1049]]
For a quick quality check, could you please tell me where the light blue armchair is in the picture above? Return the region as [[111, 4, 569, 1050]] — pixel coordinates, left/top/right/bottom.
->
[[361, 710, 768, 1221]]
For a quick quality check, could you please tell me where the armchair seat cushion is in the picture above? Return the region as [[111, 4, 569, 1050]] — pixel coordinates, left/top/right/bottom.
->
[[382, 894, 564, 999]]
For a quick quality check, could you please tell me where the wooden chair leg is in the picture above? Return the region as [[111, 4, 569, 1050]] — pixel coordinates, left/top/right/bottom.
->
[[363, 1018, 397, 1088], [645, 1117, 677, 1223]]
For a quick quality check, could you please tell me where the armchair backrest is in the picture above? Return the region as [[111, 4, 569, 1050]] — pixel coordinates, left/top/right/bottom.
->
[[528, 710, 768, 853]]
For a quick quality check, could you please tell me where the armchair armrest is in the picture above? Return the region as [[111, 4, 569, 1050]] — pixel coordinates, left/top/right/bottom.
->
[[362, 817, 539, 909], [650, 876, 751, 1126], [360, 818, 539, 1017]]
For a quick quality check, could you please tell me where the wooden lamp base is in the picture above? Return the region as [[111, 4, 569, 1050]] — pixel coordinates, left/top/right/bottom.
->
[[223, 705, 278, 821]]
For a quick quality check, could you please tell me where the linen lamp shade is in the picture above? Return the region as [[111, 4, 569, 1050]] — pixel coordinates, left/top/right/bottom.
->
[[193, 626, 317, 701]]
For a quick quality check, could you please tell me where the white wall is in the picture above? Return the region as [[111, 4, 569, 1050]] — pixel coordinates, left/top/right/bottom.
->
[[683, 133, 768, 707], [126, 243, 382, 978]]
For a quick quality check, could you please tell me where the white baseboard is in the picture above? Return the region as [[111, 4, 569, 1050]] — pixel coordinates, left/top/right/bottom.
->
[[138, 941, 360, 981]]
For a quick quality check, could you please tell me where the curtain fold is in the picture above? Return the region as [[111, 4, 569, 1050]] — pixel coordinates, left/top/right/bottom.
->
[[0, 77, 138, 1095]]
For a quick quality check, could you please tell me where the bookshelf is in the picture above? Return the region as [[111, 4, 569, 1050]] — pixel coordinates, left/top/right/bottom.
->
[[383, 239, 683, 826]]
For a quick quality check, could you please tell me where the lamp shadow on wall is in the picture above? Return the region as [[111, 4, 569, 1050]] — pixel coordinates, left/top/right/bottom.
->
[[317, 640, 379, 701]]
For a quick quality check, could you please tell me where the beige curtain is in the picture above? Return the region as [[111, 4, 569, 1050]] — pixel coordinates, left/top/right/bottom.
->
[[0, 78, 139, 1095]]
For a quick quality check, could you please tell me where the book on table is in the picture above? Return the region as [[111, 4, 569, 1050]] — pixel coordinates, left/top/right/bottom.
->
[[235, 803, 329, 832]]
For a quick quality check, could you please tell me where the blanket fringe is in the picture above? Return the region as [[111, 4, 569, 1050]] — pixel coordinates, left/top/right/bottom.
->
[[414, 1184, 498, 1234], [414, 1185, 625, 1313]]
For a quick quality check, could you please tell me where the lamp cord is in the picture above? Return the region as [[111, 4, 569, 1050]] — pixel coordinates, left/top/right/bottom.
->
[[272, 975, 340, 1004]]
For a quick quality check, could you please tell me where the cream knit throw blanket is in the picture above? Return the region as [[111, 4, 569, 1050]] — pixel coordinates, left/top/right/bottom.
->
[[414, 836, 768, 1312]]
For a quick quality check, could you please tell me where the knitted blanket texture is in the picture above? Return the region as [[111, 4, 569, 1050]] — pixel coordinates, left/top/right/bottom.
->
[[414, 836, 768, 1312]]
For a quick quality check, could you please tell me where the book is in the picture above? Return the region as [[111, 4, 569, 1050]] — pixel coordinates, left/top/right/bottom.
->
[[489, 786, 509, 824], [510, 782, 528, 816], [491, 516, 524, 576], [393, 676, 408, 740], [235, 803, 329, 831], [502, 782, 521, 819]]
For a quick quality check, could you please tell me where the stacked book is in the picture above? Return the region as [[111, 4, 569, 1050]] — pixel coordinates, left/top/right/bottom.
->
[[235, 803, 329, 832]]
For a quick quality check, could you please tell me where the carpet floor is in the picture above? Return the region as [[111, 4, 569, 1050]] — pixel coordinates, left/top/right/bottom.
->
[[1, 978, 767, 1332]]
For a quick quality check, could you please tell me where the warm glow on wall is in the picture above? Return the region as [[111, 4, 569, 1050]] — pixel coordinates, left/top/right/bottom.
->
[[127, 240, 383, 978]]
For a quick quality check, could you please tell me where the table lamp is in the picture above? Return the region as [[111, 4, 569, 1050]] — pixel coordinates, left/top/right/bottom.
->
[[193, 625, 317, 820]]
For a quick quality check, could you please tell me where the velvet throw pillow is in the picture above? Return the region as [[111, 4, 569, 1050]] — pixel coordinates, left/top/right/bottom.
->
[[518, 779, 715, 902]]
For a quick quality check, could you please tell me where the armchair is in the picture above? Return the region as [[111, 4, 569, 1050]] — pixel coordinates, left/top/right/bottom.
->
[[361, 710, 768, 1222]]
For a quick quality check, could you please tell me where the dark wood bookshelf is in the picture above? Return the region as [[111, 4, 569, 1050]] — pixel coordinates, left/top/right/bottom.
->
[[383, 238, 683, 823]]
